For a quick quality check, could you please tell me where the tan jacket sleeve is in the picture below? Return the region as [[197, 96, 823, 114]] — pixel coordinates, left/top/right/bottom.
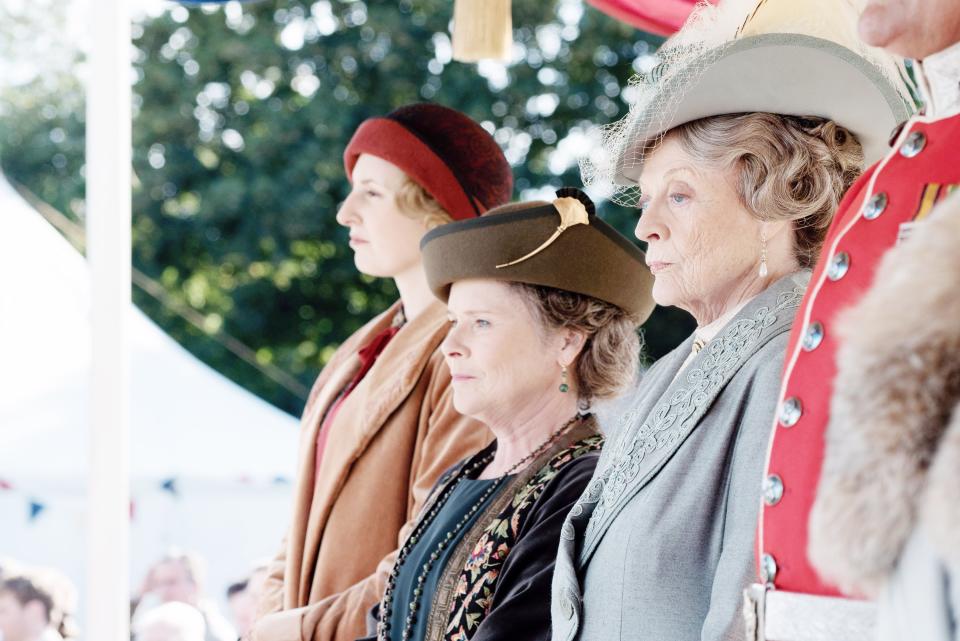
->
[[251, 357, 491, 641], [253, 339, 354, 624], [255, 530, 289, 619]]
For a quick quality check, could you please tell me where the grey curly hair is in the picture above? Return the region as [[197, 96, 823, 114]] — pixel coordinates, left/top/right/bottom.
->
[[663, 112, 864, 268]]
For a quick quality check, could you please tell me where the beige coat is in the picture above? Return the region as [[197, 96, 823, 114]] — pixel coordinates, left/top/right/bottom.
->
[[254, 300, 491, 641]]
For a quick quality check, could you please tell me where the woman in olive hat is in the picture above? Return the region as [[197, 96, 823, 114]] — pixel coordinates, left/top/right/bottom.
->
[[360, 188, 655, 641]]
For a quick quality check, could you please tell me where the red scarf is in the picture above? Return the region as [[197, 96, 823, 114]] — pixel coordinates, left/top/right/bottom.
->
[[314, 324, 402, 474]]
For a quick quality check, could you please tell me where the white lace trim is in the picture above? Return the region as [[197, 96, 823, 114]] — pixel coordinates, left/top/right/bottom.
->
[[917, 41, 960, 119]]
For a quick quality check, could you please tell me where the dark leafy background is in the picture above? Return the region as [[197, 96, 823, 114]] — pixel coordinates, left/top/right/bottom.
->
[[0, 0, 694, 414]]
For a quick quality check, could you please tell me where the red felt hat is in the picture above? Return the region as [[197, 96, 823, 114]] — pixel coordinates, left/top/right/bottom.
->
[[343, 103, 513, 220]]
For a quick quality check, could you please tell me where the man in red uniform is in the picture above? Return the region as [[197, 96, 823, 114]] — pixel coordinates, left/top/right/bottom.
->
[[750, 1, 960, 639]]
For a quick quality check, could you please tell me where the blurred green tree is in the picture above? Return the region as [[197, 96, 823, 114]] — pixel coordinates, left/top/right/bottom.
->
[[0, 0, 694, 414]]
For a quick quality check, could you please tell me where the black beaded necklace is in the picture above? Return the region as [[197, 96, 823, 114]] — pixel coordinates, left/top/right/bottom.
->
[[377, 414, 582, 641]]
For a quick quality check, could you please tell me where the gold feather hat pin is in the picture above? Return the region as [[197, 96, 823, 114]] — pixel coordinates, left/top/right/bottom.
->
[[496, 187, 595, 268], [419, 187, 656, 319]]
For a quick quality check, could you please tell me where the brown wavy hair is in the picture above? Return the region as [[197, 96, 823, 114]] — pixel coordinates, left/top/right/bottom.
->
[[511, 283, 642, 401], [0, 573, 78, 638]]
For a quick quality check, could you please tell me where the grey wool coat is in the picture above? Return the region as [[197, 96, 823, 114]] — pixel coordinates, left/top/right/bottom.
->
[[551, 271, 809, 641]]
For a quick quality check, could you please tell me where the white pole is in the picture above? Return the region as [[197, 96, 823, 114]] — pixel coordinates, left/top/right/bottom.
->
[[86, 0, 131, 638]]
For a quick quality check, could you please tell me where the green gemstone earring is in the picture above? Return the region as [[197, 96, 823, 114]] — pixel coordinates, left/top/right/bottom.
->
[[559, 365, 569, 393]]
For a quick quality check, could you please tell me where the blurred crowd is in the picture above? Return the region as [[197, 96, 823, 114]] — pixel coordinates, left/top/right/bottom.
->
[[0, 558, 76, 641], [0, 551, 266, 641]]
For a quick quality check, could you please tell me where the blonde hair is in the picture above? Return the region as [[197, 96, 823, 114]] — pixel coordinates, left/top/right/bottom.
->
[[395, 178, 454, 231], [512, 283, 642, 401], [663, 113, 864, 268]]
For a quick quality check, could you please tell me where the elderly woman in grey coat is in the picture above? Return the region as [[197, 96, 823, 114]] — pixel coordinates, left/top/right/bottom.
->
[[550, 2, 910, 640]]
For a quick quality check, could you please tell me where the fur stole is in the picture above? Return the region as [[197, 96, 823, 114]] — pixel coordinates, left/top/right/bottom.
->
[[808, 191, 960, 596]]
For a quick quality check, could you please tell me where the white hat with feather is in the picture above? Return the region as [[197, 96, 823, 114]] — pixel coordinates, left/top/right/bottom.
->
[[583, 0, 914, 206]]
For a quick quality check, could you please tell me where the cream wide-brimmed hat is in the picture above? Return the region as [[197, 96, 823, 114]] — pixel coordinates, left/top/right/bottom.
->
[[582, 0, 914, 206]]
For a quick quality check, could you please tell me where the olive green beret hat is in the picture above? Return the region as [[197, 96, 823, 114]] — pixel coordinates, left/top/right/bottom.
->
[[420, 188, 655, 320]]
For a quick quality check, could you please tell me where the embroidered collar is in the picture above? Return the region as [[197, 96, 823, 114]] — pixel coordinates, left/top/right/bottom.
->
[[917, 40, 960, 119], [691, 298, 752, 354], [574, 271, 810, 563]]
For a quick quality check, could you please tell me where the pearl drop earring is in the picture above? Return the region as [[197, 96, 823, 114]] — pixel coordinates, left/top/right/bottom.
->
[[759, 227, 769, 278]]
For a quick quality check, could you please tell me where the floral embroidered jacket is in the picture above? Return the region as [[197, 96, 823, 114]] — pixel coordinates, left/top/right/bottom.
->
[[365, 417, 602, 641]]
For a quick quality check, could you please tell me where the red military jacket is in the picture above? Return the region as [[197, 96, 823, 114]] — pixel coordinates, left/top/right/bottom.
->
[[758, 110, 960, 596]]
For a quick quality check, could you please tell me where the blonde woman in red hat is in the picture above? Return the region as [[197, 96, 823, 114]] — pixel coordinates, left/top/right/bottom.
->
[[252, 104, 512, 641]]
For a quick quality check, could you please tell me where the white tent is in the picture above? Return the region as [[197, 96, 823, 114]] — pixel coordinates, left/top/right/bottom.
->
[[0, 173, 300, 625]]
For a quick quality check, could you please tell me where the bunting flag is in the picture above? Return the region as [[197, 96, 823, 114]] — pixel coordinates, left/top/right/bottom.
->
[[1, 475, 289, 524], [160, 478, 179, 497], [586, 0, 711, 36], [28, 500, 46, 522]]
